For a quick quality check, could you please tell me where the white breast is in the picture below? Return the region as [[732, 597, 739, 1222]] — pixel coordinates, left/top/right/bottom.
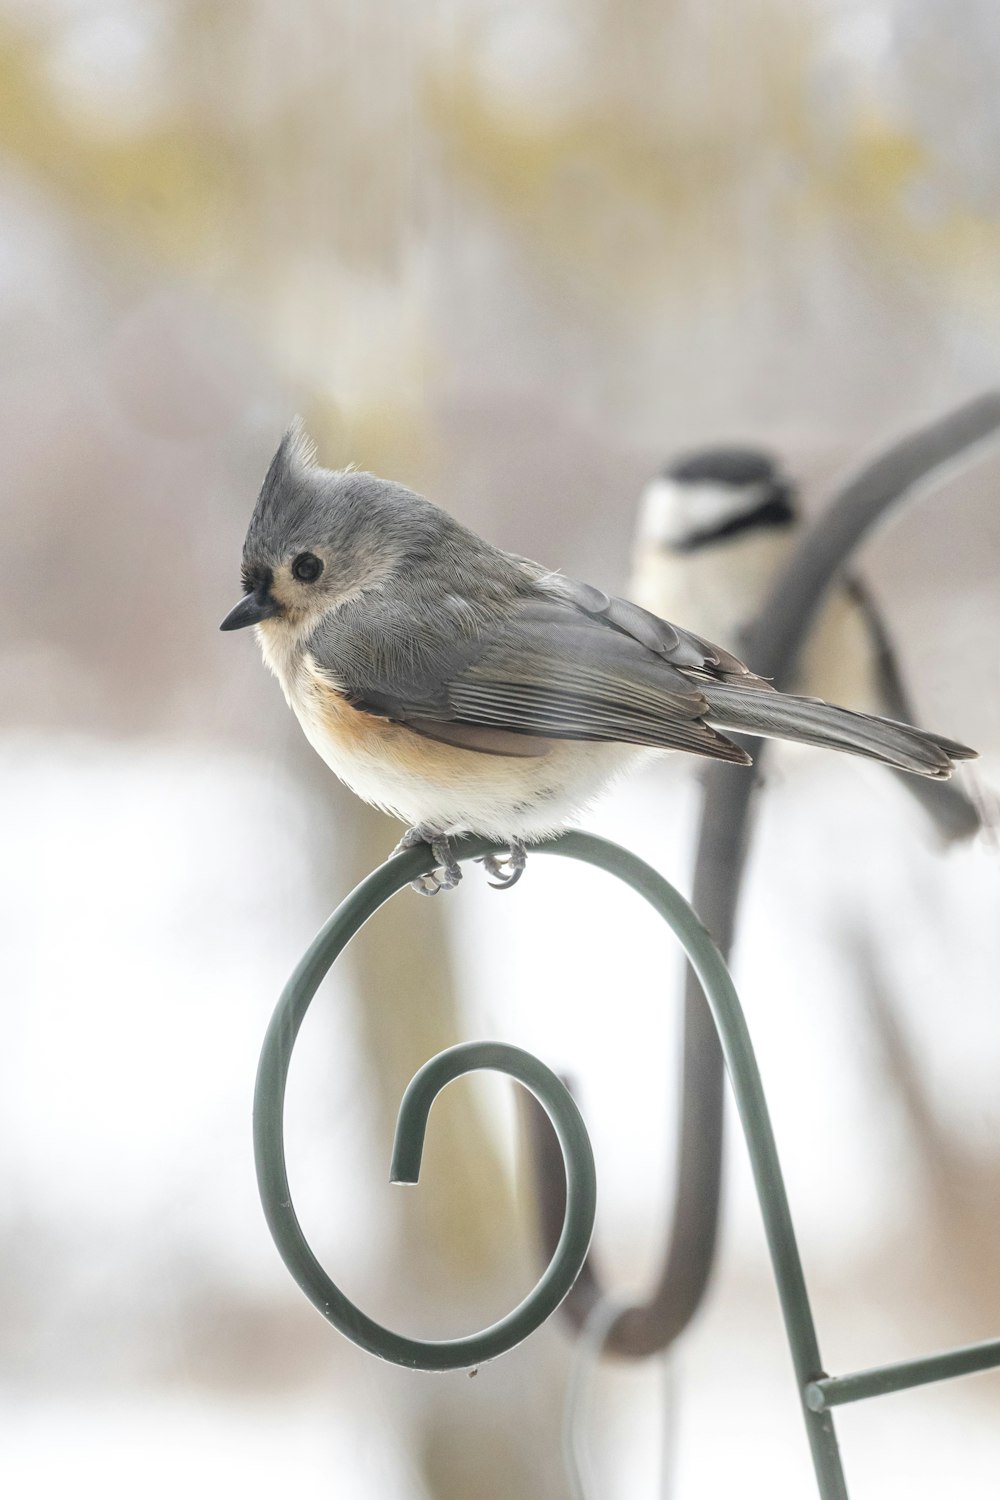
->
[[261, 626, 645, 841]]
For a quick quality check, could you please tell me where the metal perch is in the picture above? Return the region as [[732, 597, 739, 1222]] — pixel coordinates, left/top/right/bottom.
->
[[254, 829, 1000, 1497]]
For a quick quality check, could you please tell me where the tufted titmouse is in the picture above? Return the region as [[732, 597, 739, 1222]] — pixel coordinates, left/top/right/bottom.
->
[[221, 425, 976, 893], [631, 445, 982, 841]]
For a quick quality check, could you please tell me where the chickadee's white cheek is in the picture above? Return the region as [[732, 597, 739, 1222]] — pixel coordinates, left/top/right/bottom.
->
[[636, 479, 685, 546], [637, 479, 771, 550]]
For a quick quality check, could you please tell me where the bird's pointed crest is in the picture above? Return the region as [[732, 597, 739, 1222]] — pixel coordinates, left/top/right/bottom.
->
[[267, 416, 317, 485], [244, 418, 324, 558]]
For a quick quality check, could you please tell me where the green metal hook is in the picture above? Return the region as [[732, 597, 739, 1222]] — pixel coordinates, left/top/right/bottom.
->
[[252, 835, 597, 1371]]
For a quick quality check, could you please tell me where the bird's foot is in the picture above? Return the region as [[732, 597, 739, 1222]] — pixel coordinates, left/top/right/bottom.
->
[[477, 839, 527, 891], [391, 825, 463, 896]]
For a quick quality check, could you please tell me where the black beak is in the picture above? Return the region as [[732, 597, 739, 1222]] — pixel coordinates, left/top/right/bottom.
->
[[219, 592, 282, 632]]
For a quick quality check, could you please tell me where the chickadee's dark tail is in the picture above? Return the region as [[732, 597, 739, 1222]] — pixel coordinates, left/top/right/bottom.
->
[[701, 684, 977, 780]]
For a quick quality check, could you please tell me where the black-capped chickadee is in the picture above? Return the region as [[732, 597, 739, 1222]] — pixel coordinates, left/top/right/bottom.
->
[[221, 427, 975, 893], [632, 446, 882, 706], [632, 445, 981, 839]]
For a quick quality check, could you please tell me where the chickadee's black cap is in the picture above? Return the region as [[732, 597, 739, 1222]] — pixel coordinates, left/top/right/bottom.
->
[[666, 447, 777, 487]]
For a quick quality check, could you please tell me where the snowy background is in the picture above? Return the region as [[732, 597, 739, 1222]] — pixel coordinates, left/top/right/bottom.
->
[[2, 2, 1000, 1496]]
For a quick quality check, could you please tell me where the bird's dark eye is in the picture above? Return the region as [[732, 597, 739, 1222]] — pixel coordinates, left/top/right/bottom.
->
[[292, 552, 323, 583]]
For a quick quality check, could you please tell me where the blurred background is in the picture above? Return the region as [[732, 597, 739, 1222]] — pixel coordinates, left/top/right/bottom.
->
[[3, 1, 1000, 1495]]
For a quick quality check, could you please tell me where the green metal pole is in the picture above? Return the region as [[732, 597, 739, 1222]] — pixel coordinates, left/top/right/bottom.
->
[[538, 834, 848, 1498], [806, 1336, 1000, 1411]]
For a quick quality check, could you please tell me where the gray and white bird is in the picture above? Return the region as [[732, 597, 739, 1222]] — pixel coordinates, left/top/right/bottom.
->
[[631, 445, 981, 840], [221, 426, 976, 892]]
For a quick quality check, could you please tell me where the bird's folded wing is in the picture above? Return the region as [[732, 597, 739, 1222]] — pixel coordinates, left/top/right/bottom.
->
[[310, 585, 758, 764]]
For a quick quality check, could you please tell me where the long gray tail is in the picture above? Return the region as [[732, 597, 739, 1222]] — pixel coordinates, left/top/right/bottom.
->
[[702, 683, 977, 781]]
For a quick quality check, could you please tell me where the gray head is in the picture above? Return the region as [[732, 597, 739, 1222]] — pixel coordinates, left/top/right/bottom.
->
[[220, 421, 448, 635], [636, 446, 797, 553]]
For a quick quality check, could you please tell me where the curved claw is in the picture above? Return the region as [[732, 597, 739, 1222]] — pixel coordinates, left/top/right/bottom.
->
[[411, 864, 462, 897], [478, 840, 527, 891], [428, 837, 462, 892], [487, 862, 524, 891], [391, 826, 464, 896]]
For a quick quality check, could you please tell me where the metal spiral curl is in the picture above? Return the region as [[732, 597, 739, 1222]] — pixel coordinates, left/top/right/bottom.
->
[[253, 827, 803, 1375], [252, 832, 600, 1371]]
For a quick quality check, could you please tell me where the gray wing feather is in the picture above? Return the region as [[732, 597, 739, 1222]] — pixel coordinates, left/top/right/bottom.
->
[[702, 682, 975, 780], [555, 577, 760, 680], [303, 565, 974, 781], [308, 580, 755, 765]]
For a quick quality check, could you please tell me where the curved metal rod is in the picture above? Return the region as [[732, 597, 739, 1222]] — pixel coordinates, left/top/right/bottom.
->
[[253, 837, 597, 1371], [528, 393, 1000, 1358], [255, 829, 848, 1487]]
